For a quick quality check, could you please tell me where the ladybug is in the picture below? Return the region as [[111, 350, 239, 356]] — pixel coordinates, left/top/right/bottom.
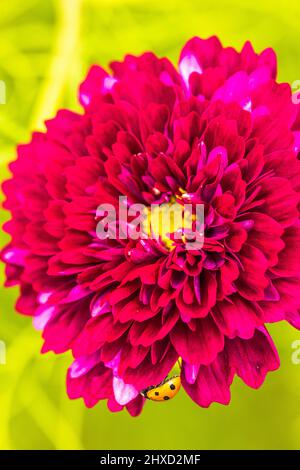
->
[[140, 375, 181, 401]]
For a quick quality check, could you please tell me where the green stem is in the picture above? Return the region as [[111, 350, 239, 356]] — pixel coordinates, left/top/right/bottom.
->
[[30, 0, 82, 130]]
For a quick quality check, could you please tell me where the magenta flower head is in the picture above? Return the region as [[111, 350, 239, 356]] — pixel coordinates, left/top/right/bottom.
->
[[2, 36, 300, 416]]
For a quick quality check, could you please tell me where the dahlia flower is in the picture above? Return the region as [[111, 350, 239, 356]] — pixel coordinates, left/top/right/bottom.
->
[[2, 36, 300, 416]]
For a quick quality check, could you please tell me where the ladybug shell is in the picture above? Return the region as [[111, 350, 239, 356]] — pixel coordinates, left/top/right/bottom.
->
[[145, 376, 181, 401]]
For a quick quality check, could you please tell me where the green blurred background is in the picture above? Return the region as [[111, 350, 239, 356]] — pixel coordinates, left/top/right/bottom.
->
[[1, 0, 300, 450]]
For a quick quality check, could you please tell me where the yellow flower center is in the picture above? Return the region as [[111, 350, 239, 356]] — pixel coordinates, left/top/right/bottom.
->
[[142, 190, 194, 250]]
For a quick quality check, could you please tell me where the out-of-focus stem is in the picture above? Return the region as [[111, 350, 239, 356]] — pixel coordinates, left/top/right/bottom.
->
[[31, 0, 82, 130]]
